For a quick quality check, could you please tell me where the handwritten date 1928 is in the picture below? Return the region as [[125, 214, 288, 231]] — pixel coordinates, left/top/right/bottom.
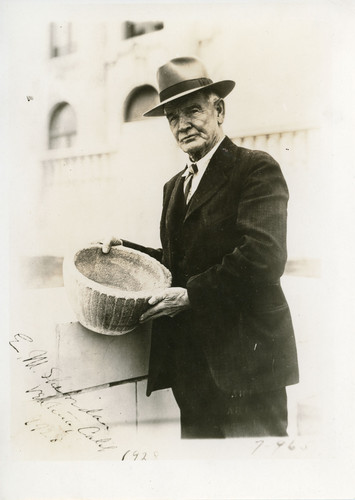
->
[[121, 450, 159, 461]]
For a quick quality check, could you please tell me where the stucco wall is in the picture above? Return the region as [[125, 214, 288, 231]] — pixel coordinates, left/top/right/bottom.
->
[[7, 3, 332, 264]]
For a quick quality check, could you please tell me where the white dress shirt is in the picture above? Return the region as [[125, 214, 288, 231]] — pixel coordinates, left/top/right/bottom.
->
[[182, 136, 225, 204]]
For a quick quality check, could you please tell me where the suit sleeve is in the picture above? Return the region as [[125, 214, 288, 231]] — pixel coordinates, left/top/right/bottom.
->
[[186, 151, 289, 311], [121, 240, 163, 262]]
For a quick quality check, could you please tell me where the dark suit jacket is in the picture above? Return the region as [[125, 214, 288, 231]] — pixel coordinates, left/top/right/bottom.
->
[[125, 136, 299, 397]]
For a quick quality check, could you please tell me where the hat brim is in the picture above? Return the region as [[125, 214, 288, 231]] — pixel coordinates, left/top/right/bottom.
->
[[143, 80, 235, 117]]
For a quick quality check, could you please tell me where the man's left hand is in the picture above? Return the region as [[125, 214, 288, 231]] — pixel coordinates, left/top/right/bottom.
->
[[139, 287, 190, 323]]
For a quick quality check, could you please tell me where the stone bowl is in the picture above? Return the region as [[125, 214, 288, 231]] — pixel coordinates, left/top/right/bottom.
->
[[63, 245, 172, 335]]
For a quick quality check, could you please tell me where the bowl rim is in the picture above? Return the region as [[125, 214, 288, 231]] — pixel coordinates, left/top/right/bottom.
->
[[63, 244, 172, 299]]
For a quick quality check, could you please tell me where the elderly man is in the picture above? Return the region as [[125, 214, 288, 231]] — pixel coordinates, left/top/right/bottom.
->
[[102, 57, 299, 439]]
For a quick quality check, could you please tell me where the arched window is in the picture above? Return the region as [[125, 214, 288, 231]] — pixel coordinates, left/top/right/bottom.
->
[[124, 85, 159, 122], [48, 102, 77, 149]]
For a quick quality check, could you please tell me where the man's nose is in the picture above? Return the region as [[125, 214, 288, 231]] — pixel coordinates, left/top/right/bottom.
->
[[176, 113, 191, 132]]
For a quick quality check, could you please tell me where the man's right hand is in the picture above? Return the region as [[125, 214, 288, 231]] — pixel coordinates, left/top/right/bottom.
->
[[93, 236, 123, 254]]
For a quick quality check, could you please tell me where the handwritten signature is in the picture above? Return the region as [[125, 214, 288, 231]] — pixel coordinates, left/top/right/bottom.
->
[[10, 332, 309, 460], [10, 332, 118, 453], [10, 332, 160, 458]]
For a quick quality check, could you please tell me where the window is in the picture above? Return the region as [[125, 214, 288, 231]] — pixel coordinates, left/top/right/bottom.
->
[[123, 21, 164, 40], [48, 103, 77, 149], [50, 22, 75, 58], [124, 85, 159, 122]]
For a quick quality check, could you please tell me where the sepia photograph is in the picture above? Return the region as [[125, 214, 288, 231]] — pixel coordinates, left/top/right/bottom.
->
[[1, 0, 355, 498]]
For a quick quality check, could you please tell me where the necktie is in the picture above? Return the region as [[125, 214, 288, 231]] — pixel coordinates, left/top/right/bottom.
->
[[184, 163, 198, 204]]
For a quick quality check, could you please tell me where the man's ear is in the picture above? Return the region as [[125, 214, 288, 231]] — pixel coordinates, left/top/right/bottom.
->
[[215, 98, 225, 124]]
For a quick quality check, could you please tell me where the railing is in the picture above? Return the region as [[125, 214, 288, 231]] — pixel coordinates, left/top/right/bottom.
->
[[42, 127, 319, 188], [232, 127, 319, 173], [41, 149, 117, 186], [38, 126, 321, 263]]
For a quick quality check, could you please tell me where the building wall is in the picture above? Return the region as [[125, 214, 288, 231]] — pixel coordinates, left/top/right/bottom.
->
[[7, 3, 336, 440], [8, 4, 332, 264]]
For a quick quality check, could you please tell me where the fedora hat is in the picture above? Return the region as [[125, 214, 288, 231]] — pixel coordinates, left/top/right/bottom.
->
[[143, 56, 235, 117]]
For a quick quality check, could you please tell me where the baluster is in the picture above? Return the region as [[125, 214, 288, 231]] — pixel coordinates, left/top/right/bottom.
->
[[94, 154, 100, 180], [279, 131, 294, 177], [63, 157, 69, 184], [254, 134, 267, 152], [242, 136, 254, 149], [80, 155, 86, 181], [102, 153, 108, 179], [293, 130, 308, 171], [53, 159, 60, 185], [267, 133, 281, 163]]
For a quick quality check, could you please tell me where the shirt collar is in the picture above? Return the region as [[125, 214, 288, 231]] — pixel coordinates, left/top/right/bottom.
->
[[183, 136, 225, 176]]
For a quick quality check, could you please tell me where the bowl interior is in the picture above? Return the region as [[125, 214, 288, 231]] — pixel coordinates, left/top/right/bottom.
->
[[74, 247, 167, 292]]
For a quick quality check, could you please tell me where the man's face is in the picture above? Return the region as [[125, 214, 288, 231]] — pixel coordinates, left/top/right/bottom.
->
[[164, 92, 224, 161]]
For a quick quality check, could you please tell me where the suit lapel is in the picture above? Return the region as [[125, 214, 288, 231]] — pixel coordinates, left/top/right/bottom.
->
[[165, 170, 185, 232], [164, 137, 238, 228], [184, 137, 234, 221]]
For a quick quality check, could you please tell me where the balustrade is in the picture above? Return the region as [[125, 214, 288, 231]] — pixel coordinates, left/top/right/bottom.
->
[[42, 150, 117, 186]]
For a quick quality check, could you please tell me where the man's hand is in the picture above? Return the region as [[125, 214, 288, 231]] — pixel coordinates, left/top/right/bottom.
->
[[140, 287, 191, 323], [92, 236, 123, 254]]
